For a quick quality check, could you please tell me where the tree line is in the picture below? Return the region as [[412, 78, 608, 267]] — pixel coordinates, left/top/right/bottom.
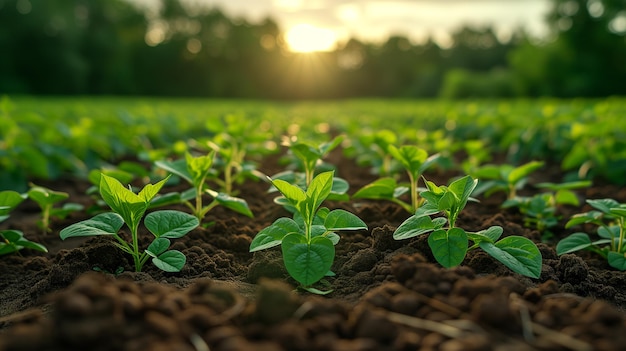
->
[[1, 0, 625, 99]]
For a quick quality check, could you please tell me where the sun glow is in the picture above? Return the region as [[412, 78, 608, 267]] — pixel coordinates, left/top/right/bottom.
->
[[285, 24, 337, 53]]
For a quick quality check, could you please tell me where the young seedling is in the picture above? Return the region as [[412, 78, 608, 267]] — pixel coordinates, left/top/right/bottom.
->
[[351, 129, 399, 176], [250, 171, 367, 294], [202, 117, 270, 196], [393, 175, 542, 278], [270, 136, 350, 211], [353, 145, 439, 213], [60, 174, 199, 272], [471, 161, 545, 199], [502, 180, 591, 235], [557, 198, 626, 270], [27, 184, 84, 235], [154, 151, 253, 223]]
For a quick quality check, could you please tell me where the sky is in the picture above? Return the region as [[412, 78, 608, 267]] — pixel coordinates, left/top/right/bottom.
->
[[132, 0, 552, 51]]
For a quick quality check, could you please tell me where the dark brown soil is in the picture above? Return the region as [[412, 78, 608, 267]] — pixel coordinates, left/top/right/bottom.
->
[[2, 150, 626, 351]]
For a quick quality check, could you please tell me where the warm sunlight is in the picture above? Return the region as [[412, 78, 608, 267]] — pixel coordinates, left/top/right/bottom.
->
[[285, 23, 337, 53]]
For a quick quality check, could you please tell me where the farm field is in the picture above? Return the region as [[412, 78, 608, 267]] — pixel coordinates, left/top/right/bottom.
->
[[2, 97, 626, 350]]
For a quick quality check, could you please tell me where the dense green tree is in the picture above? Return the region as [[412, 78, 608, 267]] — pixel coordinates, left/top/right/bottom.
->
[[510, 0, 626, 97]]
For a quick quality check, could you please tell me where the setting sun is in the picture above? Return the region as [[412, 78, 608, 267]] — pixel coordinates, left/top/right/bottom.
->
[[285, 24, 337, 53]]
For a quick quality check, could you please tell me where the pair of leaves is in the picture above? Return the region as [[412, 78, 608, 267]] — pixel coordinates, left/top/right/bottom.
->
[[99, 173, 168, 231], [250, 209, 366, 252], [388, 145, 439, 180], [0, 230, 48, 256], [272, 171, 334, 226], [289, 136, 344, 174], [419, 175, 477, 227]]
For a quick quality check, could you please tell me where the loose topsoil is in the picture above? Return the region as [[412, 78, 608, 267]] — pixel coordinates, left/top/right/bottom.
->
[[2, 149, 626, 351]]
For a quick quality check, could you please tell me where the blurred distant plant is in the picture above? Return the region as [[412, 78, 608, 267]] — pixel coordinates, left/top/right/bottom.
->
[[0, 190, 47, 256], [154, 152, 253, 223], [350, 129, 399, 176], [502, 180, 591, 236], [557, 198, 626, 271], [353, 145, 440, 213], [471, 161, 545, 199], [271, 135, 349, 209], [27, 184, 83, 235]]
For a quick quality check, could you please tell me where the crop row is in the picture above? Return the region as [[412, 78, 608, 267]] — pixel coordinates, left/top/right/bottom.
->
[[2, 96, 626, 292], [2, 96, 626, 190]]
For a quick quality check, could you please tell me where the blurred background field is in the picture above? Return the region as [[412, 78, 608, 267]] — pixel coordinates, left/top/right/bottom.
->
[[1, 0, 626, 190], [1, 0, 625, 99]]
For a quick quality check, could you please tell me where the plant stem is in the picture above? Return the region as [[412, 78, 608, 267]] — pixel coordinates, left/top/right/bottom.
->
[[130, 224, 142, 272], [195, 186, 203, 220], [618, 218, 625, 253], [408, 171, 418, 212]]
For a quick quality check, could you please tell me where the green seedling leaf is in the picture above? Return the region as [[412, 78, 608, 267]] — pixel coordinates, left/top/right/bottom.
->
[[0, 230, 47, 255], [206, 189, 253, 217], [149, 192, 182, 208], [587, 199, 620, 214], [609, 208, 626, 217], [305, 171, 334, 213], [331, 177, 349, 195], [507, 161, 544, 185], [565, 211, 604, 228], [480, 236, 542, 278], [185, 152, 214, 187], [250, 218, 301, 252], [468, 226, 504, 244], [388, 145, 427, 178], [556, 233, 594, 254], [554, 189, 580, 206], [60, 212, 124, 239], [152, 250, 186, 272], [598, 225, 619, 239], [355, 178, 398, 199], [155, 158, 192, 184], [300, 286, 334, 295], [282, 234, 335, 287], [88, 169, 134, 187], [536, 180, 592, 191], [144, 210, 199, 239], [393, 215, 447, 240], [271, 178, 306, 204], [27, 186, 69, 207], [146, 237, 170, 257], [50, 203, 84, 219], [324, 209, 367, 231], [428, 228, 468, 268], [608, 252, 626, 271], [99, 174, 166, 228], [319, 135, 344, 155], [448, 175, 478, 209], [0, 190, 26, 216]]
